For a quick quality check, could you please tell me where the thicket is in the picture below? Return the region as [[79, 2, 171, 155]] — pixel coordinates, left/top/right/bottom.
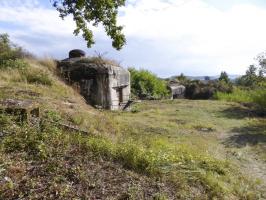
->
[[216, 63, 266, 109], [129, 68, 169, 99], [184, 80, 232, 99], [0, 33, 32, 70], [172, 72, 233, 100]]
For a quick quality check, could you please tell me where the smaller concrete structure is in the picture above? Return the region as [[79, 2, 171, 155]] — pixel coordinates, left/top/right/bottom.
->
[[168, 84, 186, 99]]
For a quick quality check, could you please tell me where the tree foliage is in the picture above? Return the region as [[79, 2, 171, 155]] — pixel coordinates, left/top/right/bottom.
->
[[129, 68, 169, 99], [236, 65, 263, 87], [219, 71, 230, 84], [52, 0, 126, 50], [255, 52, 266, 76], [0, 34, 23, 62]]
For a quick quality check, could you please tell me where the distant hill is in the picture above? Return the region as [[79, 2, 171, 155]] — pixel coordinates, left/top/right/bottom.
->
[[169, 75, 241, 81]]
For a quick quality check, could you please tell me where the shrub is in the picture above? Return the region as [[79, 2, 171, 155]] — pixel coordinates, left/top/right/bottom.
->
[[252, 89, 266, 108], [215, 87, 266, 109], [0, 33, 32, 70], [129, 68, 169, 99], [185, 81, 232, 100], [0, 59, 28, 70], [0, 33, 31, 63], [214, 88, 252, 103]]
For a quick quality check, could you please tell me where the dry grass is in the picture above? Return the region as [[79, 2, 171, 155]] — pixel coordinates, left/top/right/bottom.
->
[[0, 58, 265, 199]]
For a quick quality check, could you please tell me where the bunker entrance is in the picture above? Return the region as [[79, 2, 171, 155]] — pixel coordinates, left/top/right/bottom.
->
[[117, 87, 123, 103]]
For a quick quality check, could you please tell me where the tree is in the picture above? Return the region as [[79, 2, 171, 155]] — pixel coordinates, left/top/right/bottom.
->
[[236, 65, 259, 87], [218, 71, 230, 84], [246, 65, 257, 76], [204, 76, 210, 81], [175, 73, 188, 83], [255, 52, 266, 76], [52, 0, 126, 50]]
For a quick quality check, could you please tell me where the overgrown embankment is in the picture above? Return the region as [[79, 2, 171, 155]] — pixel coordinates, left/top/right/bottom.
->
[[0, 34, 264, 199], [0, 58, 263, 199]]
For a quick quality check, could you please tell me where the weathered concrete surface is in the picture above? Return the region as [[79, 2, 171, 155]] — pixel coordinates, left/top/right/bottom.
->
[[0, 99, 40, 124], [58, 53, 131, 110], [168, 84, 186, 99]]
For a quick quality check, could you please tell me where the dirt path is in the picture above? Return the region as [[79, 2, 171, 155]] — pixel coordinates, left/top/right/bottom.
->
[[221, 132, 266, 198]]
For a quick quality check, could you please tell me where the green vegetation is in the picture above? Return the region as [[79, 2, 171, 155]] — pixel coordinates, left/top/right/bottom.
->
[[52, 0, 126, 50], [236, 65, 263, 87], [0, 33, 31, 70], [219, 71, 230, 84], [110, 100, 265, 199], [216, 64, 266, 110], [184, 80, 232, 100], [0, 35, 265, 199], [215, 87, 266, 109], [0, 56, 264, 198], [1, 98, 265, 199], [169, 72, 233, 100], [129, 68, 169, 99]]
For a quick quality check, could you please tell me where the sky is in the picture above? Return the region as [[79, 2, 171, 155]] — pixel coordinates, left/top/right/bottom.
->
[[0, 0, 266, 77]]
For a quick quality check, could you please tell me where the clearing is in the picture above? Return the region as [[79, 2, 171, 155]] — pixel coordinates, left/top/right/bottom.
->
[[110, 100, 266, 198]]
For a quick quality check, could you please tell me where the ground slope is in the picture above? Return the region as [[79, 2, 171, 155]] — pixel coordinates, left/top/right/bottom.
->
[[0, 59, 264, 199]]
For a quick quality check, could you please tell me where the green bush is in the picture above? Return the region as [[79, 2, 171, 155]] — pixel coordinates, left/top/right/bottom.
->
[[0, 33, 31, 70], [185, 80, 232, 100], [129, 68, 169, 99], [0, 59, 28, 70], [215, 87, 266, 109], [252, 89, 266, 108], [215, 87, 252, 103], [0, 33, 31, 63]]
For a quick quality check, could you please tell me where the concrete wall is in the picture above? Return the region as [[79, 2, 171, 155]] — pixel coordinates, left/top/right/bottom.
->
[[58, 59, 130, 110], [108, 67, 131, 110]]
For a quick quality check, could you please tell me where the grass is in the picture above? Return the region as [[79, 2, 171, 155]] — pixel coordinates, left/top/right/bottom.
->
[[109, 100, 266, 198], [0, 111, 260, 199], [215, 88, 252, 103], [215, 87, 266, 109], [0, 58, 265, 199]]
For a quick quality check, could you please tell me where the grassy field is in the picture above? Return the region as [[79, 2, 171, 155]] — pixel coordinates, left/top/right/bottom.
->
[[0, 59, 265, 199], [109, 100, 266, 198]]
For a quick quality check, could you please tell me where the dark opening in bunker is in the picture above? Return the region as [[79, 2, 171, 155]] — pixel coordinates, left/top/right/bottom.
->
[[117, 88, 123, 104], [69, 67, 98, 105]]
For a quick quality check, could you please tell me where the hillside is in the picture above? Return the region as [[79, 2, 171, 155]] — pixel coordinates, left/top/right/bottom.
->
[[0, 59, 265, 199]]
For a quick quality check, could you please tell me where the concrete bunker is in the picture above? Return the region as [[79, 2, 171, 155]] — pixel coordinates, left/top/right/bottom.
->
[[168, 83, 186, 99], [58, 50, 131, 110]]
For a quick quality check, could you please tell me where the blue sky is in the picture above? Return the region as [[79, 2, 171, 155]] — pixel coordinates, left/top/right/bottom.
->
[[1, 0, 266, 77]]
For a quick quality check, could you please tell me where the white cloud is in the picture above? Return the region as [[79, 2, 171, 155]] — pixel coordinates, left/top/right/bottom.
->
[[0, 0, 266, 76], [0, 1, 75, 36], [117, 0, 266, 76]]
